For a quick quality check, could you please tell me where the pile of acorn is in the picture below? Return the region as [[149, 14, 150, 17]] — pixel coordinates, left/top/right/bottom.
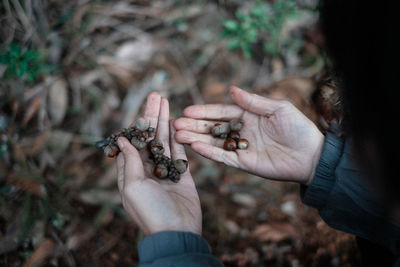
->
[[211, 118, 249, 151], [95, 120, 187, 183]]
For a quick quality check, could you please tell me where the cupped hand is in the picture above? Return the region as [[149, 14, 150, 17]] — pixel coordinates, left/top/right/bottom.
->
[[116, 92, 202, 236], [174, 86, 324, 185]]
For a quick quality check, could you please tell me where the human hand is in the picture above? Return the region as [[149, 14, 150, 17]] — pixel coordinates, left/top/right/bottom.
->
[[116, 93, 202, 236], [174, 86, 324, 185]]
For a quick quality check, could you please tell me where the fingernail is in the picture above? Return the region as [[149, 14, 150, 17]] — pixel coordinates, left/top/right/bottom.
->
[[117, 138, 124, 149]]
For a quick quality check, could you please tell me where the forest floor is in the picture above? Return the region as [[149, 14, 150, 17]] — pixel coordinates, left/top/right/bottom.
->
[[0, 1, 361, 266]]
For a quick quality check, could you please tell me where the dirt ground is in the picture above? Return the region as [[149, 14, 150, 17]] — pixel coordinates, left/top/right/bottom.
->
[[0, 1, 362, 266]]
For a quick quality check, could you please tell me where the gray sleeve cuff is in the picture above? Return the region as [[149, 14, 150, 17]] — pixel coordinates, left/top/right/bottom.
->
[[138, 231, 212, 264], [301, 132, 345, 209]]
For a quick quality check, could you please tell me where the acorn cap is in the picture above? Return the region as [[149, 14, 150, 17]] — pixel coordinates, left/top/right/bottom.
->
[[229, 118, 243, 131], [95, 139, 109, 148], [148, 139, 165, 154], [174, 159, 188, 174], [228, 131, 240, 141], [211, 124, 230, 137], [131, 137, 147, 150], [135, 120, 150, 131], [104, 145, 118, 157]]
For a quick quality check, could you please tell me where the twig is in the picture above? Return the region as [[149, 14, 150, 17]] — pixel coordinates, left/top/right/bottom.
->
[[11, 0, 42, 47]]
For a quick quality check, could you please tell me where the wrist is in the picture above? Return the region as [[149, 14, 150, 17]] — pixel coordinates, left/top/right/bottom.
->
[[305, 131, 325, 185]]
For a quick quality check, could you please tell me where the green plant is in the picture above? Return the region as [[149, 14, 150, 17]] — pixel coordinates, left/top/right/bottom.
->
[[0, 43, 54, 83], [222, 0, 302, 58]]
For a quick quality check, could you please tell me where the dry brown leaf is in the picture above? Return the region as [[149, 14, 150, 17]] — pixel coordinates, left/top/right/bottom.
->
[[12, 143, 26, 162], [48, 78, 68, 125], [29, 131, 51, 156], [6, 174, 45, 198], [23, 96, 42, 126], [202, 81, 227, 103], [66, 224, 96, 250], [252, 222, 300, 242], [23, 239, 55, 267]]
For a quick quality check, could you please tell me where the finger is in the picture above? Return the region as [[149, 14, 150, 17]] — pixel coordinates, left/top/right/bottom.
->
[[229, 86, 284, 116], [116, 153, 125, 192], [156, 98, 170, 157], [175, 130, 225, 147], [117, 137, 145, 187], [169, 120, 187, 161], [174, 118, 228, 134], [183, 104, 244, 121], [191, 141, 240, 168], [144, 92, 162, 128]]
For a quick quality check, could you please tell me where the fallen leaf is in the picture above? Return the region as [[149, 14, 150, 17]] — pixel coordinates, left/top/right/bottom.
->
[[252, 222, 300, 242], [23, 239, 55, 267], [6, 173, 45, 198], [232, 193, 257, 209], [66, 224, 96, 250], [23, 96, 42, 126], [29, 131, 51, 156], [48, 78, 68, 125]]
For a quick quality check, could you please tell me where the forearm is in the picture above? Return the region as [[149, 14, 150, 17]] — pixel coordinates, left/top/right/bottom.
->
[[138, 231, 222, 267], [301, 132, 400, 255]]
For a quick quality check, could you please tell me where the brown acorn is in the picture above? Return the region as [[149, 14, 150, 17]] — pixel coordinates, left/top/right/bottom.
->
[[238, 138, 249, 149], [228, 131, 240, 141], [229, 118, 243, 131], [154, 164, 168, 179], [224, 138, 237, 151], [174, 159, 188, 174], [104, 145, 118, 157]]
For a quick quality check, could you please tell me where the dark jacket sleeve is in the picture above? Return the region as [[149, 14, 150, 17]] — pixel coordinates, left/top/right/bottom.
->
[[301, 132, 400, 257], [138, 231, 222, 266]]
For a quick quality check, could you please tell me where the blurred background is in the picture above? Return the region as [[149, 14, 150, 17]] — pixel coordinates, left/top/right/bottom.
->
[[0, 0, 360, 266]]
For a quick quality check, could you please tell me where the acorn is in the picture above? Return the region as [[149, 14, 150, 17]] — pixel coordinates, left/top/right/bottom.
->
[[154, 164, 168, 179], [95, 139, 109, 149], [174, 159, 188, 174], [149, 139, 164, 154], [104, 145, 118, 157], [168, 168, 180, 183], [131, 137, 147, 150], [224, 138, 237, 151], [229, 118, 243, 131], [228, 131, 240, 141], [135, 120, 150, 131], [148, 127, 156, 137], [211, 123, 230, 137], [238, 138, 249, 149]]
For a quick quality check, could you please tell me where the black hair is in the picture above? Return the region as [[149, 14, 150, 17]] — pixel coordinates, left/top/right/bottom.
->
[[319, 1, 400, 208]]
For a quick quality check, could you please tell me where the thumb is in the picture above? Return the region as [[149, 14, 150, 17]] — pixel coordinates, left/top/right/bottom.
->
[[229, 86, 284, 116], [117, 137, 145, 186]]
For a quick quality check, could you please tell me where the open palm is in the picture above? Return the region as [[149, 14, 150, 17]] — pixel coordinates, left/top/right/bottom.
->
[[174, 86, 324, 184], [116, 92, 201, 236]]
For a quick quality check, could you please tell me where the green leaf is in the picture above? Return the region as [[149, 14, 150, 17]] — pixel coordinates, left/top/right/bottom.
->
[[241, 43, 253, 58], [223, 20, 239, 32], [227, 38, 240, 50], [0, 53, 9, 64]]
